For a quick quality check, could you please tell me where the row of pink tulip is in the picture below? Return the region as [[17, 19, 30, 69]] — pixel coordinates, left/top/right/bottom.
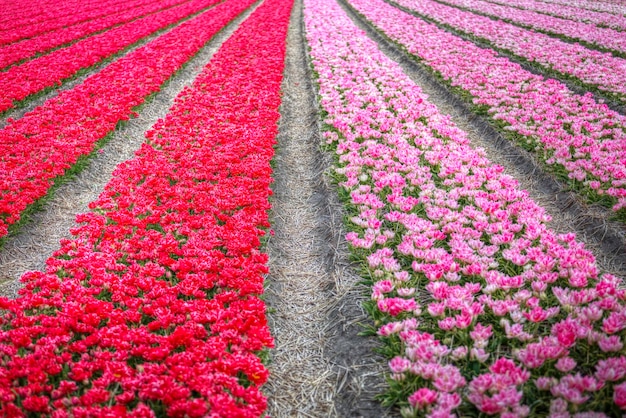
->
[[483, 0, 626, 31], [551, 0, 626, 16], [0, 0, 194, 70], [349, 0, 626, 213], [537, 0, 626, 16], [0, 0, 255, 241], [392, 0, 626, 103], [437, 0, 626, 55], [0, 0, 220, 113], [306, 0, 626, 414], [0, 0, 155, 46], [0, 0, 292, 412]]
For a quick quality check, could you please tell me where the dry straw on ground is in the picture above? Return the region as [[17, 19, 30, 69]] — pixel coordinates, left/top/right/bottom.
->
[[265, 1, 393, 415]]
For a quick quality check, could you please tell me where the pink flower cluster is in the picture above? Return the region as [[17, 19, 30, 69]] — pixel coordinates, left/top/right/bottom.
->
[[0, 0, 153, 46], [305, 0, 626, 414], [0, 0, 221, 113], [438, 0, 626, 54], [0, 0, 255, 240], [394, 0, 626, 103], [484, 0, 626, 31], [0, 0, 194, 70], [538, 0, 626, 16], [468, 358, 530, 416], [349, 0, 626, 212], [0, 0, 292, 414]]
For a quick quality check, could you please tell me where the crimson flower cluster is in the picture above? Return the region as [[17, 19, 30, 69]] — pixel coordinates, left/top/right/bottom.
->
[[0, 0, 255, 240], [0, 0, 221, 113], [0, 0, 195, 70], [0, 0, 292, 414], [0, 0, 154, 46], [0, 0, 142, 30]]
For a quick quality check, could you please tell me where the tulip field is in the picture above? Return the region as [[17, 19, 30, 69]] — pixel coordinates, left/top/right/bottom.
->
[[0, 0, 625, 415]]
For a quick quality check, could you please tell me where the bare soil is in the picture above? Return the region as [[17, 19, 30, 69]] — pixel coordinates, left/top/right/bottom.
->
[[264, 1, 393, 415]]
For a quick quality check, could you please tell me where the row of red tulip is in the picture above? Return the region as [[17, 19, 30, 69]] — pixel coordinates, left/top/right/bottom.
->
[[0, 0, 222, 113], [0, 0, 128, 30], [0, 0, 255, 240], [0, 0, 292, 414], [0, 0, 194, 70], [0, 0, 155, 46]]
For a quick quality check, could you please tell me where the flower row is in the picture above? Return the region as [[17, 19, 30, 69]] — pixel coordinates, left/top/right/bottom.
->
[[348, 0, 626, 213], [0, 0, 126, 31], [0, 0, 154, 46], [393, 0, 626, 103], [0, 0, 292, 413], [437, 0, 626, 55], [0, 0, 193, 70], [0, 0, 221, 113], [485, 0, 626, 32], [538, 0, 626, 16], [305, 0, 626, 415], [0, 0, 256, 241]]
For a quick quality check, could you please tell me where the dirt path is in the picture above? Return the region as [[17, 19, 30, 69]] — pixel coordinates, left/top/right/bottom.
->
[[0, 1, 263, 297], [264, 0, 393, 416]]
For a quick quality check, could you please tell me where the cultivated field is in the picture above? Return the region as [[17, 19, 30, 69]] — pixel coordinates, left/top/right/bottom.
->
[[0, 0, 625, 416]]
